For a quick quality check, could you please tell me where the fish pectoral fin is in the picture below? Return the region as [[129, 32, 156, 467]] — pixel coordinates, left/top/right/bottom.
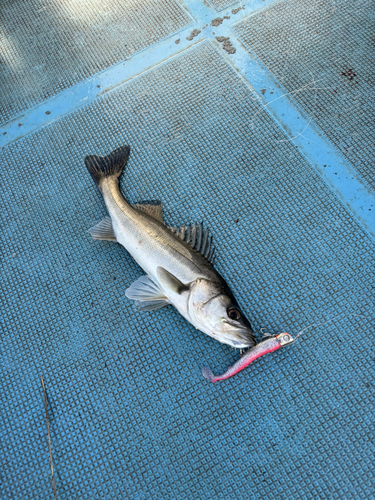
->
[[88, 216, 117, 242], [133, 201, 164, 222], [156, 267, 189, 295], [125, 275, 170, 310]]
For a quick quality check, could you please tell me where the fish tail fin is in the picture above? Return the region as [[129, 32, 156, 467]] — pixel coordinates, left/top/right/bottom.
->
[[201, 367, 216, 383], [84, 145, 130, 192]]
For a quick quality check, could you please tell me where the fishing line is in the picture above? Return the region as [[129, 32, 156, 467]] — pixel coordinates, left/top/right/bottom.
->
[[291, 312, 351, 344], [261, 312, 372, 345], [293, 313, 373, 344]]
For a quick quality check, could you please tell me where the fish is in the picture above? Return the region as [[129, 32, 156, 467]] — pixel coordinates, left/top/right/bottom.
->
[[84, 145, 256, 349], [202, 333, 294, 382]]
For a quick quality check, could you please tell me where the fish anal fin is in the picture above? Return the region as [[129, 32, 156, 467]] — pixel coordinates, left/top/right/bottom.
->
[[88, 216, 117, 242], [133, 201, 163, 222], [125, 275, 170, 310]]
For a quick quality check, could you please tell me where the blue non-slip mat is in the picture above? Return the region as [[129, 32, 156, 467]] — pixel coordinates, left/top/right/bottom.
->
[[207, 0, 239, 11], [1, 41, 374, 499], [0, 0, 191, 125], [234, 0, 375, 191]]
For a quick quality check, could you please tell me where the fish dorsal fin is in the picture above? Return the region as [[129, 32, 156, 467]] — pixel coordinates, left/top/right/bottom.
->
[[133, 201, 163, 222], [125, 275, 170, 311], [88, 216, 117, 242], [168, 222, 215, 263]]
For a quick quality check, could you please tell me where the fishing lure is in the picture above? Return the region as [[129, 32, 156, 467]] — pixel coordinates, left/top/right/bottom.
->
[[202, 333, 294, 383], [201, 313, 354, 383]]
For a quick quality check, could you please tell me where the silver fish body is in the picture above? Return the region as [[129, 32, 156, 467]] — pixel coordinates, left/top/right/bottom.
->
[[85, 146, 255, 349]]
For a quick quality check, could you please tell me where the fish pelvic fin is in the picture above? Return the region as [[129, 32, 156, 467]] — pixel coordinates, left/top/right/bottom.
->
[[84, 145, 130, 192], [133, 299, 170, 311], [125, 275, 170, 311]]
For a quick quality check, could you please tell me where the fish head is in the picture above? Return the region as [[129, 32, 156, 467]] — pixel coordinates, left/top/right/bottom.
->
[[188, 279, 256, 349]]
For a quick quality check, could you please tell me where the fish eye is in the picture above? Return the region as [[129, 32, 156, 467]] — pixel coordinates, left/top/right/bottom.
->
[[227, 308, 241, 321]]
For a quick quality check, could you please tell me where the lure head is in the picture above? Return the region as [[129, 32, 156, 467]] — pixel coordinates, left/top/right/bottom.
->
[[276, 332, 294, 346], [187, 279, 256, 349]]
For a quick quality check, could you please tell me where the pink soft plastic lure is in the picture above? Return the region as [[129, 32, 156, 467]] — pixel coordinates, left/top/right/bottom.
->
[[202, 333, 294, 383]]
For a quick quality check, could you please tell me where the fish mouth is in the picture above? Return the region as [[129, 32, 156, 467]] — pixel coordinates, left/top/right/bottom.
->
[[229, 338, 255, 349], [218, 330, 256, 349]]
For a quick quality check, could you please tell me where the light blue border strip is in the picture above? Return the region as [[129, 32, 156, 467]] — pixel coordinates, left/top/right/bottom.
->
[[213, 28, 375, 238], [1, 0, 374, 237], [0, 0, 255, 147]]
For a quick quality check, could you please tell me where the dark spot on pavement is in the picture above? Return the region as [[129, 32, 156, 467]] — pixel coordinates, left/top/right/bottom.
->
[[186, 29, 201, 41], [261, 89, 266, 95], [216, 36, 236, 54], [211, 18, 223, 27], [175, 39, 180, 44], [222, 40, 236, 54], [232, 6, 245, 14], [45, 110, 51, 115], [216, 36, 228, 43], [341, 69, 356, 81]]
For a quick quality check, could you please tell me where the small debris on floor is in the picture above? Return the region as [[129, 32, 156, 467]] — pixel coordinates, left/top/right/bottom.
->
[[211, 18, 223, 27], [186, 29, 201, 41], [215, 36, 236, 54]]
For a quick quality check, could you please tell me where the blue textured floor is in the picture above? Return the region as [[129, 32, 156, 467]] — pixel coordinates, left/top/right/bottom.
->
[[1, 1, 374, 499]]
